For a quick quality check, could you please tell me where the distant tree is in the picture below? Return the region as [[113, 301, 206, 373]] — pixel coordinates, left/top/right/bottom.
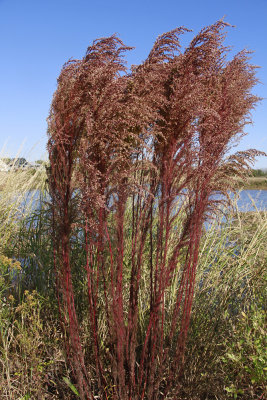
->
[[252, 168, 267, 177], [1, 158, 12, 165], [1, 157, 28, 167], [47, 21, 265, 400], [12, 157, 27, 167]]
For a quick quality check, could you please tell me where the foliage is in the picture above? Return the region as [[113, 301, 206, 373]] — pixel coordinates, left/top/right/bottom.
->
[[0, 186, 266, 398], [35, 159, 46, 165], [47, 20, 265, 399], [0, 157, 12, 165], [0, 154, 71, 399], [251, 169, 267, 177], [179, 203, 267, 400], [0, 159, 47, 255], [222, 299, 266, 398], [0, 247, 75, 399]]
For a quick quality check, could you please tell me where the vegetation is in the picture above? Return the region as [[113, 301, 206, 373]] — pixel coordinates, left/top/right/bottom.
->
[[0, 183, 266, 399], [235, 169, 267, 190], [251, 169, 267, 177], [0, 20, 266, 400], [46, 20, 265, 399], [240, 177, 267, 190], [0, 162, 47, 255]]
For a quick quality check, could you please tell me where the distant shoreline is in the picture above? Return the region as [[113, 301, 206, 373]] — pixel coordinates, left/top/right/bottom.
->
[[1, 172, 267, 192], [237, 177, 267, 190]]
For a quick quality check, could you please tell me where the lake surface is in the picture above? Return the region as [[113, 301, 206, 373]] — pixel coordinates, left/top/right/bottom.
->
[[19, 189, 267, 214], [231, 190, 267, 212]]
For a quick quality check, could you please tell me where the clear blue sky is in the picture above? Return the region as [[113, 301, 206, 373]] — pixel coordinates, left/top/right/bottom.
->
[[0, 0, 266, 167]]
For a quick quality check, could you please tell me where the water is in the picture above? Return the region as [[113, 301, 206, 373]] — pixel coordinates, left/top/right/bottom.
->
[[20, 188, 267, 213], [234, 190, 267, 212]]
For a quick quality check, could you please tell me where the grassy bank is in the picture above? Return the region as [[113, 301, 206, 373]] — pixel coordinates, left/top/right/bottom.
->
[[0, 168, 46, 191], [237, 176, 267, 190], [0, 185, 266, 399]]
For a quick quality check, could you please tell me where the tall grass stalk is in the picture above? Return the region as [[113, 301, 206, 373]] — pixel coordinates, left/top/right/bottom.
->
[[0, 158, 47, 254], [180, 197, 267, 399], [0, 164, 76, 399]]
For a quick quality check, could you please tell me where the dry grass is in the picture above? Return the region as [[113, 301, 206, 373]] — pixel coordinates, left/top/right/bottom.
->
[[0, 180, 266, 399], [0, 165, 47, 254], [237, 176, 267, 190]]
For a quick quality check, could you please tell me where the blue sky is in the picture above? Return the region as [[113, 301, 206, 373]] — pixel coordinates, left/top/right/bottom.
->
[[0, 0, 266, 167]]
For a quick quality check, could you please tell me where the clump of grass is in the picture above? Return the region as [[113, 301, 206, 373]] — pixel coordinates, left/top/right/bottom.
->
[[179, 198, 267, 399], [47, 20, 265, 399], [0, 256, 68, 399], [0, 179, 266, 398], [0, 153, 67, 399], [0, 157, 47, 255], [1, 145, 266, 400], [0, 205, 76, 399]]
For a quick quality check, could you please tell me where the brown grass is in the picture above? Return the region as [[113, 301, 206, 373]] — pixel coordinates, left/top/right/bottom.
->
[[237, 176, 267, 190]]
